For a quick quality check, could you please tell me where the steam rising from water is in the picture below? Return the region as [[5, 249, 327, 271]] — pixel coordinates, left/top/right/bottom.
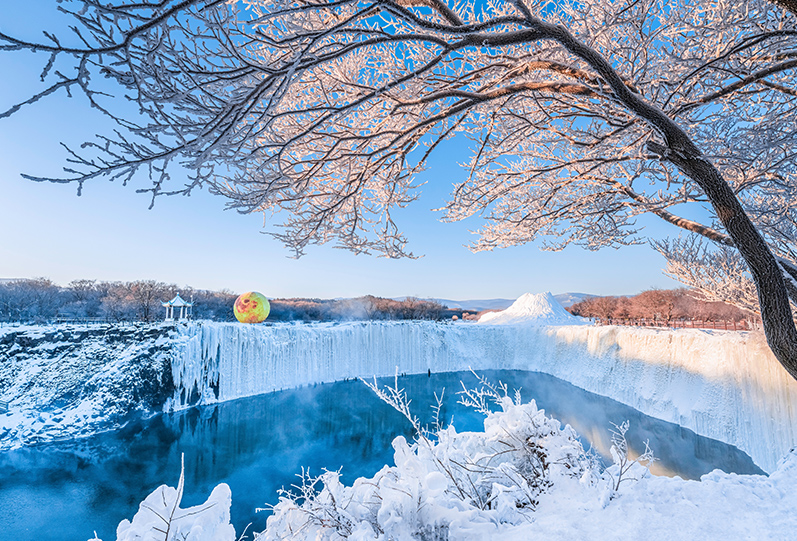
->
[[0, 370, 761, 541]]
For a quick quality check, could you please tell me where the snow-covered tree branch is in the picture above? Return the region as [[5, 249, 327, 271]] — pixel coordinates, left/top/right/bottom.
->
[[2, 0, 797, 378]]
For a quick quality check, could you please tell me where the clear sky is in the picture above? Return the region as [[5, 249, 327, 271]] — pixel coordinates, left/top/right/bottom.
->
[[0, 2, 682, 300]]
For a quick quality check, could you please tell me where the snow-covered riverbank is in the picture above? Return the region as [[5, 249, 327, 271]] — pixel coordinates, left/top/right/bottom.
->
[[3, 293, 796, 472], [0, 323, 174, 450]]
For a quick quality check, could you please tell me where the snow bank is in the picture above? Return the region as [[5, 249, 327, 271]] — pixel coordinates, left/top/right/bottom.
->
[[97, 399, 797, 541], [114, 483, 235, 541], [0, 323, 174, 450], [172, 320, 797, 472], [508, 451, 797, 540], [95, 458, 236, 541], [477, 291, 588, 325]]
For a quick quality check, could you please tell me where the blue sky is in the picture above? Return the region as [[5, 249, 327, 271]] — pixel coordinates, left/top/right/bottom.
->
[[0, 1, 681, 300]]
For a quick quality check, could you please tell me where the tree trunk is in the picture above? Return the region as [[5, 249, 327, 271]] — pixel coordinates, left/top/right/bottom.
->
[[541, 20, 797, 381], [649, 141, 797, 380]]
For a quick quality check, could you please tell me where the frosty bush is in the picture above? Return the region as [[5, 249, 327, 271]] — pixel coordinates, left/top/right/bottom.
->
[[97, 376, 656, 540], [258, 374, 606, 540], [94, 455, 237, 541], [605, 421, 657, 496]]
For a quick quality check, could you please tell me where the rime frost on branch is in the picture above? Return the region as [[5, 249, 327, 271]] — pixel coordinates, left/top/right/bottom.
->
[[1, 0, 795, 262], [3, 0, 797, 373]]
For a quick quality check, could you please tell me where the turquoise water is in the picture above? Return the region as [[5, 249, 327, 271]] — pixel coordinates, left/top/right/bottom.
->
[[0, 370, 763, 540]]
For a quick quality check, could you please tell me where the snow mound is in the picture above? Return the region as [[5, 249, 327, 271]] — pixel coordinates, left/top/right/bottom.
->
[[113, 482, 235, 541], [102, 403, 797, 541], [477, 292, 588, 326]]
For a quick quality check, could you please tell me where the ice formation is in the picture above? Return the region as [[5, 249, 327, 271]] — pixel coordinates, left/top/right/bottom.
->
[[171, 318, 797, 473], [100, 400, 797, 541], [477, 291, 588, 325], [0, 323, 174, 450]]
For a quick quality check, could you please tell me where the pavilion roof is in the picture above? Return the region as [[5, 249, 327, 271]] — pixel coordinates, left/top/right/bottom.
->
[[162, 294, 193, 307]]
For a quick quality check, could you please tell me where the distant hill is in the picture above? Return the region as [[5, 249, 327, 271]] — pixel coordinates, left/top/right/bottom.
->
[[553, 292, 597, 308], [430, 298, 514, 311]]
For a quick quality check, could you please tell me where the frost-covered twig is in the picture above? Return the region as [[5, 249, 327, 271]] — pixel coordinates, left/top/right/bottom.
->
[[607, 421, 658, 494], [456, 368, 513, 415], [269, 468, 357, 538], [362, 370, 422, 434]]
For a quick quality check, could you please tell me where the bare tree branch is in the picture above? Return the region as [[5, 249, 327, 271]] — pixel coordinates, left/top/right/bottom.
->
[[2, 0, 797, 377]]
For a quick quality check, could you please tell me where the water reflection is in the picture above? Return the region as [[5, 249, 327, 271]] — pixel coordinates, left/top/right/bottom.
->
[[0, 370, 763, 540]]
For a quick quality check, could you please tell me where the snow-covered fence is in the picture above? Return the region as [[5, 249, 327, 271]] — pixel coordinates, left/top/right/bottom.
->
[[595, 319, 751, 331]]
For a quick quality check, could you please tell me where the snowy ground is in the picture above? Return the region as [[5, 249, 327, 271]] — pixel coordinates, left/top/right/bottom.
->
[[505, 460, 797, 540], [0, 323, 174, 450], [107, 395, 797, 541]]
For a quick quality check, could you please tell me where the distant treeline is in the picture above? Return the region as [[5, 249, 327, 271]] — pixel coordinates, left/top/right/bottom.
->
[[270, 295, 446, 321], [566, 288, 753, 324], [3, 279, 752, 325], [0, 278, 233, 323], [0, 278, 447, 323]]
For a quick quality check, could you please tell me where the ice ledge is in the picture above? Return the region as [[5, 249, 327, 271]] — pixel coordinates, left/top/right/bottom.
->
[[172, 321, 797, 473]]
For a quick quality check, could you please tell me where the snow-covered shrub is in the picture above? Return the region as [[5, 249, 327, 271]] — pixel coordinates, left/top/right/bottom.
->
[[95, 456, 237, 541], [258, 374, 602, 540], [605, 420, 657, 496]]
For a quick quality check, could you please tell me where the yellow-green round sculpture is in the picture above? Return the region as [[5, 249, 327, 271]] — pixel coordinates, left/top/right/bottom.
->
[[234, 291, 270, 323]]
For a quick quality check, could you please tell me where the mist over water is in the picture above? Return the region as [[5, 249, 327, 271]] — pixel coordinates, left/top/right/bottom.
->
[[0, 370, 762, 541]]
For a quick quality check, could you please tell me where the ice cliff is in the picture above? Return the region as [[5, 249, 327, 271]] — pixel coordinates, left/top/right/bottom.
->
[[3, 291, 796, 474], [0, 323, 174, 450], [172, 314, 797, 473]]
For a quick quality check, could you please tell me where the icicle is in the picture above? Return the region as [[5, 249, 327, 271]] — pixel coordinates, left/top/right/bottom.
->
[[169, 321, 797, 473]]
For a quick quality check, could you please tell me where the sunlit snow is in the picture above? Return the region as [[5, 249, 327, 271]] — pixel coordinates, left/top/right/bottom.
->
[[477, 291, 588, 325]]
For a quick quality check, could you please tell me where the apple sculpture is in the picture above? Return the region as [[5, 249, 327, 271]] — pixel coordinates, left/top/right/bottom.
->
[[233, 291, 270, 323]]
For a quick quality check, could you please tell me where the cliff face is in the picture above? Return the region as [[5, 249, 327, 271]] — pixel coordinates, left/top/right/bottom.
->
[[0, 323, 174, 450], [171, 321, 797, 472], [3, 318, 796, 474]]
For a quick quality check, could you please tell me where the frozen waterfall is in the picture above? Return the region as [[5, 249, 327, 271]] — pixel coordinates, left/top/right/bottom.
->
[[170, 321, 797, 473]]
